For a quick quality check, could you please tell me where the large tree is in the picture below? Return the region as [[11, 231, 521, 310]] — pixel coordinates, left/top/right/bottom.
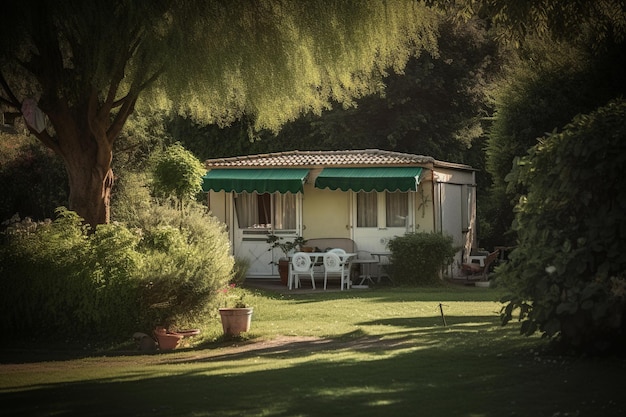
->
[[169, 15, 501, 165], [0, 0, 439, 226]]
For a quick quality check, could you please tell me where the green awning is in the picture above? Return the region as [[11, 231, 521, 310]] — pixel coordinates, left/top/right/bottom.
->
[[314, 167, 423, 192], [202, 168, 309, 194]]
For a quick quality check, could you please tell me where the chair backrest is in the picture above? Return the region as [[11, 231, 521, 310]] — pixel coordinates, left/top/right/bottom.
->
[[292, 252, 312, 272], [323, 252, 344, 272], [483, 250, 500, 271], [328, 248, 346, 254]]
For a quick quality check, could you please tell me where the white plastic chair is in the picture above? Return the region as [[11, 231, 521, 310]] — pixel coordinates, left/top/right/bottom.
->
[[323, 252, 351, 290], [291, 252, 316, 290], [328, 248, 346, 254]]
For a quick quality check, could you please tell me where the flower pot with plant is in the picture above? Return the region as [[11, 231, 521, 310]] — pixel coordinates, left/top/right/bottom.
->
[[218, 284, 253, 336], [266, 233, 307, 285]]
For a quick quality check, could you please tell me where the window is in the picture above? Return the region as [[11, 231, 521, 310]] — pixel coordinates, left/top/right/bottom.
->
[[386, 192, 408, 227], [356, 191, 409, 228], [234, 192, 296, 229]]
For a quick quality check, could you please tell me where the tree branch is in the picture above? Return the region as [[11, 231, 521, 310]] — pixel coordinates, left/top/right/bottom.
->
[[30, 127, 61, 155], [107, 95, 137, 143], [99, 27, 143, 119]]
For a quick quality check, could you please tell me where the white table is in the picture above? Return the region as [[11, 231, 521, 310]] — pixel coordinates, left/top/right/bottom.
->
[[351, 258, 378, 285], [288, 252, 356, 290]]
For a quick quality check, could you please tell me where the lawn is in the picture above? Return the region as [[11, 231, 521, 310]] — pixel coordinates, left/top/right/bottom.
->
[[1, 284, 624, 417]]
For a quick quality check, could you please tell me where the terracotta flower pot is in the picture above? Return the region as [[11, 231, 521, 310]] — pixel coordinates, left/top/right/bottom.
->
[[218, 307, 253, 336], [278, 259, 290, 285], [153, 327, 183, 351]]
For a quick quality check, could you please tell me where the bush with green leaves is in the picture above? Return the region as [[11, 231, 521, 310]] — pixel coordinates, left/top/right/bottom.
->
[[0, 208, 141, 340], [231, 258, 251, 286], [0, 203, 234, 343], [135, 201, 234, 329], [387, 232, 457, 285], [498, 98, 626, 354]]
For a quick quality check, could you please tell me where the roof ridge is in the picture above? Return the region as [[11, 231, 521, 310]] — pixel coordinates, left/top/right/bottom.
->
[[204, 149, 441, 169]]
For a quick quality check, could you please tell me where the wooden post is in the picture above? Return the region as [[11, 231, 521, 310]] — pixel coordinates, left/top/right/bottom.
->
[[439, 303, 447, 326]]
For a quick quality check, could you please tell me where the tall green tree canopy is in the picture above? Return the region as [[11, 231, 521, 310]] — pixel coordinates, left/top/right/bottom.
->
[[0, 0, 439, 226]]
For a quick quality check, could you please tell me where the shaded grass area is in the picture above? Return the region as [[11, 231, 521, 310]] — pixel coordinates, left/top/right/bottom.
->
[[1, 286, 625, 416]]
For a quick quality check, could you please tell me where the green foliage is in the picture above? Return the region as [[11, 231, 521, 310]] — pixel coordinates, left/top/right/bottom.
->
[[0, 208, 140, 340], [482, 37, 626, 248], [133, 201, 234, 330], [2, 0, 440, 132], [459, 0, 626, 47], [152, 143, 206, 204], [170, 15, 501, 167], [498, 98, 626, 354], [0, 133, 68, 221], [266, 234, 307, 259], [231, 258, 251, 287], [0, 203, 234, 342], [387, 232, 457, 285]]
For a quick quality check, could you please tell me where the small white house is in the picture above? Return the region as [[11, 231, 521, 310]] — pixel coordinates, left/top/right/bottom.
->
[[202, 149, 477, 278]]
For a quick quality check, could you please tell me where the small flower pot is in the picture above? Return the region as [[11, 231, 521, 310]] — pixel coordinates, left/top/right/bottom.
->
[[218, 307, 253, 336]]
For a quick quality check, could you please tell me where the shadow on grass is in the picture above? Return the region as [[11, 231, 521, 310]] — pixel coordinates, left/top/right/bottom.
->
[[2, 323, 625, 417], [2, 288, 624, 416], [266, 286, 504, 305]]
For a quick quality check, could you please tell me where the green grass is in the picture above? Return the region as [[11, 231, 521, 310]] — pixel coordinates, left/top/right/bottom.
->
[[1, 285, 625, 416]]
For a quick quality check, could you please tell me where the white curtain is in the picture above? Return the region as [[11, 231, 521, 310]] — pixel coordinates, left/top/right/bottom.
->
[[273, 193, 296, 230], [386, 192, 408, 227], [234, 193, 258, 228], [234, 192, 296, 229], [357, 192, 377, 227]]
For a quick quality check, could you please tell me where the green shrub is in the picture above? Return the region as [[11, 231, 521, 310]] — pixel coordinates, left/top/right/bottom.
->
[[231, 258, 251, 286], [0, 208, 141, 340], [0, 203, 234, 343], [498, 98, 626, 354], [133, 202, 233, 330], [387, 232, 457, 285]]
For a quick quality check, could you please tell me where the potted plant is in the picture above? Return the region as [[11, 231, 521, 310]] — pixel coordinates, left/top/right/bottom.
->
[[218, 284, 253, 336], [266, 233, 307, 285]]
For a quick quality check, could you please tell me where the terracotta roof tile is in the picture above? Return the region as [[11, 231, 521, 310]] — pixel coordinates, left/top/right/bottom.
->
[[205, 149, 435, 168]]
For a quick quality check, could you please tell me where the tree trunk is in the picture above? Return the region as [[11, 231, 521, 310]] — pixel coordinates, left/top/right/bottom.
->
[[62, 131, 114, 228], [66, 162, 113, 227], [35, 99, 119, 228]]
